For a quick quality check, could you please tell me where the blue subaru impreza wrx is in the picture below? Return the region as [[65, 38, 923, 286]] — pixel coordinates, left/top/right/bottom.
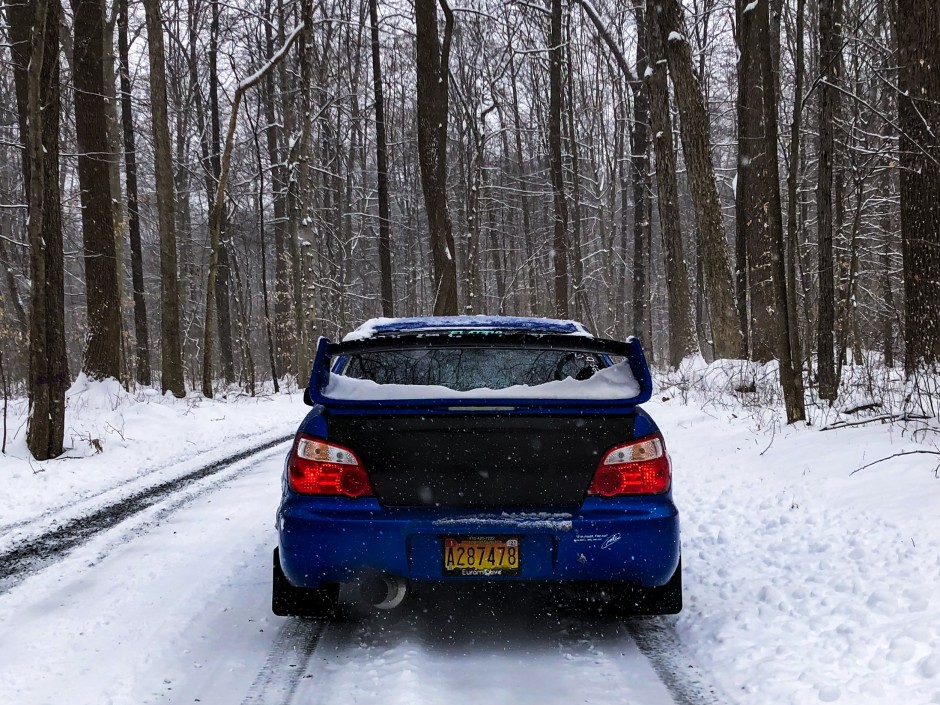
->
[[273, 316, 680, 616]]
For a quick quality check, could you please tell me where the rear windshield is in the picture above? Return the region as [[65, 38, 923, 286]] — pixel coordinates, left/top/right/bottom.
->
[[341, 348, 607, 392]]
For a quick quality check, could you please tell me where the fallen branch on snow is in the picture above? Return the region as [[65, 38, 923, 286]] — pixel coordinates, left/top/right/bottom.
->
[[821, 413, 930, 431], [850, 449, 940, 476]]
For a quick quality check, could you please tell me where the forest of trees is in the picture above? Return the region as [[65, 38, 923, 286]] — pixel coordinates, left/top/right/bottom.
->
[[1, 0, 938, 458]]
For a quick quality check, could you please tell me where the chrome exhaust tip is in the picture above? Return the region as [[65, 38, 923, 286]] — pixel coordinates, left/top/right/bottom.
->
[[359, 574, 408, 610]]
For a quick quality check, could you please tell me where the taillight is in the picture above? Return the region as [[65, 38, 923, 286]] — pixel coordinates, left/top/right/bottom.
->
[[287, 434, 373, 498], [588, 434, 671, 497]]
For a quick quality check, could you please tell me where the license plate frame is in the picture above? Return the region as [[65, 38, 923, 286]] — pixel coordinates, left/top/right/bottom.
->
[[441, 535, 522, 577]]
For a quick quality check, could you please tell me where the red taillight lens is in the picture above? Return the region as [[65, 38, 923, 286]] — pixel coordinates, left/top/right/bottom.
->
[[588, 434, 671, 497], [288, 435, 373, 498]]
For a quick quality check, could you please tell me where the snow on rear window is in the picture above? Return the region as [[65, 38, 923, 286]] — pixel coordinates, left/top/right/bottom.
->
[[324, 357, 641, 402]]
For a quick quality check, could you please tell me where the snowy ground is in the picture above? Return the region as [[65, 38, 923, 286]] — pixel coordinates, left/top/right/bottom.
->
[[1, 364, 938, 704], [0, 375, 306, 546]]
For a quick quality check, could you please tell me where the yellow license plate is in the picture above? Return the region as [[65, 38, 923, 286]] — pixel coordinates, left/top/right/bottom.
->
[[442, 536, 521, 576]]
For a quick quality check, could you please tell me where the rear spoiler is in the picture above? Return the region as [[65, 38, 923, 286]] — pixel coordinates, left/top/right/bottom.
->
[[305, 333, 652, 411]]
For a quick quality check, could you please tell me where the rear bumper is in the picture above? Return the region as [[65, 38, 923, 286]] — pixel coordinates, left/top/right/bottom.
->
[[277, 495, 680, 589]]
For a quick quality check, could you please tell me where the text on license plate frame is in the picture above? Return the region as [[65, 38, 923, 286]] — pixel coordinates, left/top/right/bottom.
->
[[442, 535, 522, 576]]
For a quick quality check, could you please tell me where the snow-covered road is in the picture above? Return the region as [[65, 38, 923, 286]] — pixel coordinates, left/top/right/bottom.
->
[[3, 382, 938, 705], [0, 442, 709, 705]]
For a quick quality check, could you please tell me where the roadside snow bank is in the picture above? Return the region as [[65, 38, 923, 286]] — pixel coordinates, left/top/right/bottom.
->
[[651, 376, 940, 705], [0, 376, 305, 534]]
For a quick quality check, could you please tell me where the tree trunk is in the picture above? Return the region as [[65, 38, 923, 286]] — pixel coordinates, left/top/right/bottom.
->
[[880, 171, 895, 368], [201, 22, 303, 398], [118, 0, 151, 386], [101, 11, 125, 381], [816, 0, 840, 399], [415, 0, 458, 315], [251, 111, 280, 393], [548, 0, 570, 319], [369, 0, 394, 317], [281, 0, 308, 378], [74, 0, 121, 380], [563, 18, 590, 326], [654, 0, 744, 359], [8, 0, 68, 459], [897, 0, 940, 372], [647, 1, 695, 367], [508, 54, 537, 316], [261, 0, 291, 376], [785, 0, 806, 380], [752, 0, 806, 422], [736, 0, 774, 361], [143, 0, 186, 397], [208, 0, 235, 385], [630, 5, 651, 344]]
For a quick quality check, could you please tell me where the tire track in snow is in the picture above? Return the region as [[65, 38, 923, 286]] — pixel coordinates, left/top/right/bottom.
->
[[0, 435, 292, 591], [626, 618, 727, 705], [285, 586, 715, 705], [0, 430, 294, 543], [240, 617, 330, 705]]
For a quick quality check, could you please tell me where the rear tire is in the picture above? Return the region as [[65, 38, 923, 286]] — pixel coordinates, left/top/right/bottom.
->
[[606, 559, 683, 616], [272, 548, 338, 618]]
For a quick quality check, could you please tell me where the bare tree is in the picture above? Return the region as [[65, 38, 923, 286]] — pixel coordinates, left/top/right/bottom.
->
[[547, 0, 569, 318], [7, 0, 68, 458], [369, 0, 394, 317], [143, 0, 185, 397], [654, 0, 744, 359], [207, 0, 235, 385], [784, 0, 806, 376], [647, 0, 695, 366], [202, 23, 303, 397], [118, 0, 150, 386], [896, 0, 940, 372], [415, 0, 458, 315], [816, 0, 841, 400], [74, 0, 121, 380]]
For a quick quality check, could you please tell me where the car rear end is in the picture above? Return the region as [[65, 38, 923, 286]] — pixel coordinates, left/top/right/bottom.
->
[[275, 317, 680, 614]]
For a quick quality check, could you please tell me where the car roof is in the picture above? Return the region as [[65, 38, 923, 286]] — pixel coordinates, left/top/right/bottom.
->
[[342, 315, 593, 341]]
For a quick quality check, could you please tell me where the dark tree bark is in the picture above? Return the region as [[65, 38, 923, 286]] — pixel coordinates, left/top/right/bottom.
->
[[736, 0, 775, 361], [548, 0, 570, 319], [816, 0, 841, 399], [261, 0, 291, 376], [785, 0, 806, 379], [647, 1, 695, 367], [369, 0, 394, 317], [8, 0, 68, 459], [563, 19, 591, 327], [74, 0, 121, 380], [508, 54, 537, 316], [250, 108, 280, 393], [208, 0, 235, 385], [279, 0, 307, 378], [655, 0, 745, 359], [750, 0, 805, 422], [896, 0, 940, 372], [880, 171, 895, 369], [629, 6, 651, 345], [118, 0, 151, 386], [143, 0, 185, 397], [415, 0, 458, 315]]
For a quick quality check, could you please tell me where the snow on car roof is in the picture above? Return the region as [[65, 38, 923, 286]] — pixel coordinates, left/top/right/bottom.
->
[[342, 315, 593, 342]]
